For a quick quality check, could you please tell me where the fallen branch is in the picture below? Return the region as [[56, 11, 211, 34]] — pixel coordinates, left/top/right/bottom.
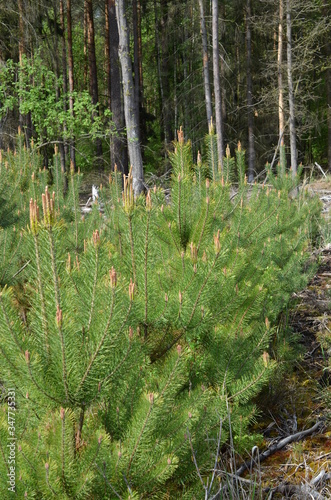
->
[[235, 420, 324, 477], [211, 420, 325, 500]]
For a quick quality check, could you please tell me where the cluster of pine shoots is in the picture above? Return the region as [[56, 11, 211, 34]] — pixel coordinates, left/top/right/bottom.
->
[[0, 128, 321, 498]]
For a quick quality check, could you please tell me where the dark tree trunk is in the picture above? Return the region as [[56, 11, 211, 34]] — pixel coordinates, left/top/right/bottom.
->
[[212, 0, 224, 171], [67, 0, 76, 170], [160, 0, 173, 146], [108, 0, 128, 175], [246, 0, 255, 182], [53, 0, 66, 176], [86, 0, 103, 170], [105, 0, 111, 110], [18, 0, 32, 146], [323, 0, 331, 171], [133, 0, 141, 141], [220, 3, 226, 143], [60, 0, 69, 182], [115, 0, 144, 194]]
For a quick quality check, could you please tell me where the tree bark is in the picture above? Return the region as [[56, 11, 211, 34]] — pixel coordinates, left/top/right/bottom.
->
[[105, 0, 111, 110], [286, 0, 297, 177], [18, 0, 32, 146], [212, 0, 224, 172], [60, 0, 69, 178], [198, 0, 213, 129], [67, 0, 76, 170], [51, 0, 65, 178], [18, 0, 24, 134], [115, 0, 144, 194], [132, 0, 141, 140], [160, 0, 173, 146], [154, 0, 166, 145], [246, 0, 255, 182], [323, 0, 331, 171], [278, 0, 285, 173], [108, 0, 128, 175], [86, 0, 103, 170], [219, 4, 226, 143]]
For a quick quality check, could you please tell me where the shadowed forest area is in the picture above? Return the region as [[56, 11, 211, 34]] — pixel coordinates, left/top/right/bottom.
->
[[0, 1, 330, 498], [0, 0, 330, 181]]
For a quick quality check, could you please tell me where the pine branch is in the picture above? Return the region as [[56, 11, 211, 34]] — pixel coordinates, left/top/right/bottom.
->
[[127, 394, 154, 475]]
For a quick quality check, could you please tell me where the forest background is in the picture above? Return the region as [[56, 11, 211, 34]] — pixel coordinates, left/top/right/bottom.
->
[[0, 0, 330, 184]]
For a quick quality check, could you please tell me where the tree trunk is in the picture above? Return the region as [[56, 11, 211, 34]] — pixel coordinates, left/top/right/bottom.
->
[[18, 0, 24, 134], [132, 0, 141, 140], [18, 0, 32, 146], [60, 0, 69, 183], [212, 0, 224, 172], [154, 0, 166, 145], [86, 0, 103, 170], [115, 0, 144, 194], [160, 0, 173, 146], [246, 0, 255, 182], [67, 0, 76, 170], [278, 0, 285, 173], [108, 0, 128, 175], [105, 0, 111, 109], [198, 0, 213, 128], [220, 4, 226, 143], [137, 0, 143, 99], [53, 0, 66, 176], [323, 0, 331, 171], [286, 0, 297, 177]]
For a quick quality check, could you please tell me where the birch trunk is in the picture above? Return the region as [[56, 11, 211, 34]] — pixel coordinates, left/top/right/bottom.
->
[[115, 0, 144, 195], [108, 0, 128, 175]]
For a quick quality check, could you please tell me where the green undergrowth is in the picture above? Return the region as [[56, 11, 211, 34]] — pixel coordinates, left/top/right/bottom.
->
[[0, 129, 322, 498]]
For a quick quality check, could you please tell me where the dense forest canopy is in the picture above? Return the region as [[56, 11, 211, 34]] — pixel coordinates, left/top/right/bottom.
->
[[0, 0, 330, 183]]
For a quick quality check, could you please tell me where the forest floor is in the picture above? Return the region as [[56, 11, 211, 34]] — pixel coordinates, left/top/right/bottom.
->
[[241, 179, 331, 499]]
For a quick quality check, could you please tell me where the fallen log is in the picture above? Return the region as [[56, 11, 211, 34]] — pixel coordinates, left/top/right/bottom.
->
[[235, 420, 325, 477], [211, 420, 325, 500]]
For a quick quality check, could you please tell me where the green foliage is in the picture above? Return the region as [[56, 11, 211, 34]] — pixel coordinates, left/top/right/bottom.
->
[[266, 159, 304, 194], [0, 55, 106, 146], [0, 132, 322, 497]]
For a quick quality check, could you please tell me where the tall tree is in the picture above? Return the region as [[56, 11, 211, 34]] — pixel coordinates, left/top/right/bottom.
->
[[246, 0, 255, 182], [278, 0, 286, 172], [60, 0, 69, 177], [198, 0, 213, 128], [286, 0, 297, 177], [108, 0, 128, 175], [86, 0, 103, 170], [133, 0, 141, 136], [67, 0, 76, 170], [104, 0, 111, 109], [323, 0, 331, 171], [17, 0, 32, 146], [212, 0, 224, 171], [115, 0, 144, 194]]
